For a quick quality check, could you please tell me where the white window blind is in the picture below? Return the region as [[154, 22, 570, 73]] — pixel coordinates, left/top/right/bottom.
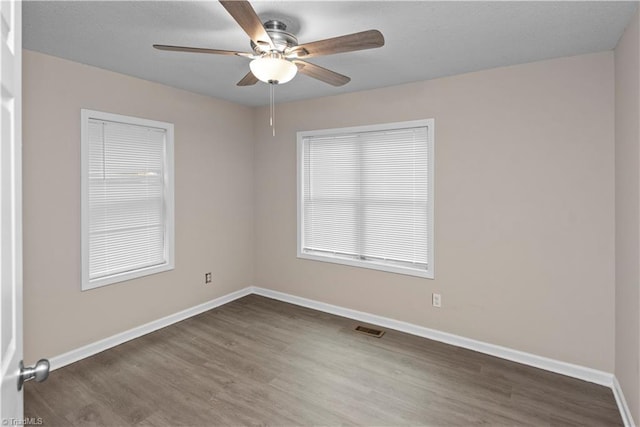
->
[[81, 110, 174, 290], [298, 120, 434, 278]]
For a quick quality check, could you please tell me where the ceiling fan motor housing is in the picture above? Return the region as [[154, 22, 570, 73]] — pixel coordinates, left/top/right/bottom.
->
[[251, 20, 298, 53]]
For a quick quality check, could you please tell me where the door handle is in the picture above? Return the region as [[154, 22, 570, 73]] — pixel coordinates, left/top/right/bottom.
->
[[17, 359, 50, 391]]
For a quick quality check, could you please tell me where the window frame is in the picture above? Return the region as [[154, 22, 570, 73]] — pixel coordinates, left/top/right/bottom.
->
[[296, 119, 435, 279], [80, 109, 175, 291]]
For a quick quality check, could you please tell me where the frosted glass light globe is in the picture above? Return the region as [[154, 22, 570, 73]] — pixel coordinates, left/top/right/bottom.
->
[[250, 56, 297, 84]]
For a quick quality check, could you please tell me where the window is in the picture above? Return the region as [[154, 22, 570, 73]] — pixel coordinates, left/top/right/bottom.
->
[[297, 119, 434, 278], [81, 109, 175, 290]]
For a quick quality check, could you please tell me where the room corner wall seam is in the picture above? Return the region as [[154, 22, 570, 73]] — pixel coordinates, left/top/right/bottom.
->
[[614, 375, 638, 427]]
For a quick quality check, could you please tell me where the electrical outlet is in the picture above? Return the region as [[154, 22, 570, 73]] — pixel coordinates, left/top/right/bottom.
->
[[432, 293, 442, 308], [205, 272, 212, 284]]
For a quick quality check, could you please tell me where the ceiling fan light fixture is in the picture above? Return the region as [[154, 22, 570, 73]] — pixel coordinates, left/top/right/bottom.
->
[[250, 53, 297, 84]]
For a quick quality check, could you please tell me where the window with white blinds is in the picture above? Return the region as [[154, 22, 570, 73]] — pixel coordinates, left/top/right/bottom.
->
[[81, 109, 174, 290], [297, 119, 434, 278]]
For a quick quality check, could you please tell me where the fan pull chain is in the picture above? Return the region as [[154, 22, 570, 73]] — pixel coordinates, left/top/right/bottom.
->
[[269, 83, 276, 136]]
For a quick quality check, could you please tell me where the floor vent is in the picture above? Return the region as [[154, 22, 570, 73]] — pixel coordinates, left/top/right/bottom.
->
[[355, 325, 385, 338]]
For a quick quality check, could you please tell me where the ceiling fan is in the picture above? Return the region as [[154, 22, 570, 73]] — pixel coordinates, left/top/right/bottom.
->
[[153, 0, 385, 87]]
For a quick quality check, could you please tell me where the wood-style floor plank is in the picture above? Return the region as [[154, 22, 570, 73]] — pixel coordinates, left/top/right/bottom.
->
[[25, 294, 623, 426]]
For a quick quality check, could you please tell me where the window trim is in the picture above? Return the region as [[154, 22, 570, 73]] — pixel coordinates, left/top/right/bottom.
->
[[80, 109, 175, 291], [296, 119, 435, 279]]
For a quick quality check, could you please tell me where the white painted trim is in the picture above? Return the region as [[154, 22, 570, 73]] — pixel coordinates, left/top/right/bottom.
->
[[613, 376, 637, 427], [252, 287, 613, 387], [80, 109, 175, 291], [296, 119, 435, 280], [48, 285, 630, 426], [252, 287, 637, 424], [49, 287, 253, 371]]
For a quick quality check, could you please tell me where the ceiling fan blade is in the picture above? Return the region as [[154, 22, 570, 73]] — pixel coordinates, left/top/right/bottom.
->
[[237, 71, 258, 86], [288, 30, 384, 59], [153, 44, 252, 57], [293, 60, 351, 87], [219, 0, 274, 50]]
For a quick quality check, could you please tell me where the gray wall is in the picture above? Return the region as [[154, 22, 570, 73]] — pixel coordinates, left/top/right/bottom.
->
[[23, 50, 255, 361], [615, 7, 640, 425], [253, 52, 616, 372]]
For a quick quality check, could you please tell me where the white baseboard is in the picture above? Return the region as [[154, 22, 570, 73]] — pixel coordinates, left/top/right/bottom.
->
[[48, 284, 631, 426], [251, 287, 613, 387], [613, 376, 637, 427], [49, 286, 253, 371], [252, 287, 640, 425]]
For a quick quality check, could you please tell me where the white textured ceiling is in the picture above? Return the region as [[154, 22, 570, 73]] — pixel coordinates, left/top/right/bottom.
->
[[23, 1, 638, 107]]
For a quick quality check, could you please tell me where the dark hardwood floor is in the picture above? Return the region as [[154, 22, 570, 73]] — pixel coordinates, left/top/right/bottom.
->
[[25, 294, 622, 426]]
